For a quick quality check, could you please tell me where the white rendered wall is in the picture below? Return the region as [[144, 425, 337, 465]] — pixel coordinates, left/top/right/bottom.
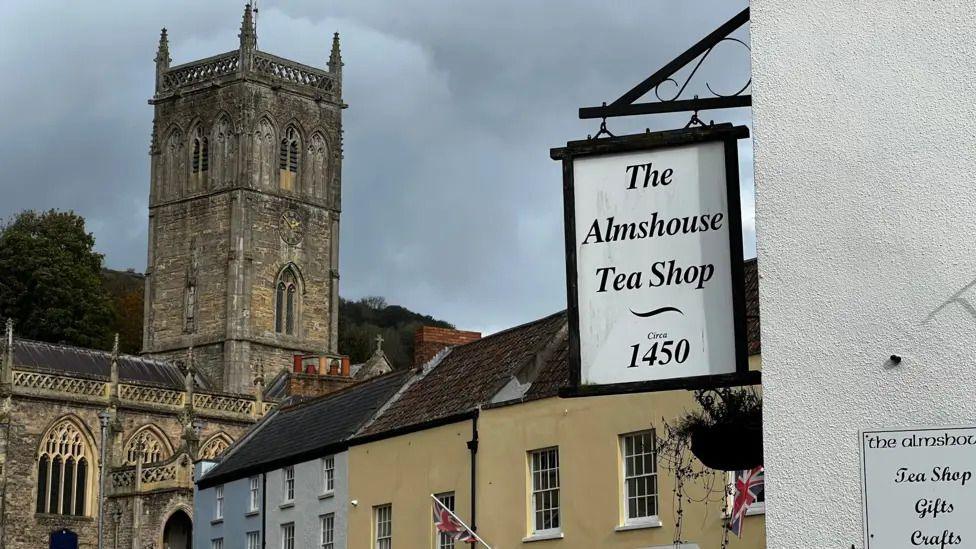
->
[[751, 1, 976, 547]]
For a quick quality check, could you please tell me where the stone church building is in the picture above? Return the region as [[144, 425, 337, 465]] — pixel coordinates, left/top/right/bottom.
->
[[0, 5, 385, 548]]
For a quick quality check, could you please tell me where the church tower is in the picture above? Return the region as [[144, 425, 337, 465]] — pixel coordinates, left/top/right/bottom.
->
[[143, 5, 344, 393]]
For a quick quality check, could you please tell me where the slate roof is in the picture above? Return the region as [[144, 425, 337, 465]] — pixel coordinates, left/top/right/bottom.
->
[[198, 369, 411, 488], [359, 311, 567, 436], [11, 338, 206, 390]]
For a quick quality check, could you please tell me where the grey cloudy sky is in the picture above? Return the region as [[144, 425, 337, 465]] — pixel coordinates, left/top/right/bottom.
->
[[0, 0, 752, 334]]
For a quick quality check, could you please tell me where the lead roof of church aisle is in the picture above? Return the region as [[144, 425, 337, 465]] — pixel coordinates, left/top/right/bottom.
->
[[11, 338, 208, 391]]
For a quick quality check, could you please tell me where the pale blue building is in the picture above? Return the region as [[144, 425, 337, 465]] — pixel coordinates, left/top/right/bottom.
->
[[193, 371, 409, 549]]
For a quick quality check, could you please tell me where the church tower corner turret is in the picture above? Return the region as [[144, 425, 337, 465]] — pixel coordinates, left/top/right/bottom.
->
[[143, 7, 344, 394]]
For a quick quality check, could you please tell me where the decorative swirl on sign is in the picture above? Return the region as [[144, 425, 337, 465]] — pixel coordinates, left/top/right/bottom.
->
[[630, 307, 684, 318], [653, 37, 752, 103]]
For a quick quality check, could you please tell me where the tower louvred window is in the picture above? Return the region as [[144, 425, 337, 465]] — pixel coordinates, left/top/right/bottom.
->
[[192, 126, 209, 174], [279, 127, 300, 173]]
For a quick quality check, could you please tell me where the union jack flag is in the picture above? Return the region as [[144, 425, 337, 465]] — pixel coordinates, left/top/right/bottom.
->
[[433, 497, 479, 544], [727, 466, 764, 538]]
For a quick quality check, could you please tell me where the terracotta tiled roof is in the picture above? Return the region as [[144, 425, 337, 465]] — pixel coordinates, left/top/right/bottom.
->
[[360, 311, 567, 435]]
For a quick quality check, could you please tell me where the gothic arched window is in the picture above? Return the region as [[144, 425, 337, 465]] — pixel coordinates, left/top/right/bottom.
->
[[200, 433, 233, 461], [123, 426, 172, 466], [275, 265, 302, 335], [278, 126, 301, 192], [36, 419, 92, 516]]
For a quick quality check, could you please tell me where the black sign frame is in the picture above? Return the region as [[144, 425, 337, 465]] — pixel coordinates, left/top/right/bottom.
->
[[550, 124, 758, 397]]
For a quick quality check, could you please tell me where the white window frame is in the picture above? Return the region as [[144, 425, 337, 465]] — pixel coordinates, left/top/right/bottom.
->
[[249, 476, 260, 512], [320, 513, 335, 549], [322, 455, 335, 496], [435, 492, 456, 549], [281, 522, 295, 549], [246, 531, 260, 549], [283, 466, 295, 503], [211, 539, 223, 549], [528, 447, 561, 538], [374, 504, 392, 549], [726, 470, 766, 516], [214, 485, 224, 520], [618, 430, 661, 529]]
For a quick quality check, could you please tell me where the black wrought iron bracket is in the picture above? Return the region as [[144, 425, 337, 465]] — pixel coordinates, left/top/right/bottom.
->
[[579, 7, 751, 120]]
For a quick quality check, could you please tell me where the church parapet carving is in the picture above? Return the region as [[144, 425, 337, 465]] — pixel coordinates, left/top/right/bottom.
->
[[252, 51, 335, 91], [154, 49, 337, 98], [13, 370, 107, 399], [11, 368, 276, 421], [193, 392, 255, 416], [119, 384, 185, 408], [108, 453, 193, 496], [161, 51, 240, 92]]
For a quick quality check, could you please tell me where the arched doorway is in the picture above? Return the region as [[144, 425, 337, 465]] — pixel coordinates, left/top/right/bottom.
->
[[50, 528, 77, 549], [162, 509, 192, 549]]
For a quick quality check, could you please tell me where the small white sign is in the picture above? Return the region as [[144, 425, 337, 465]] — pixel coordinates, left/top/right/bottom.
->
[[572, 141, 737, 385], [861, 426, 976, 548]]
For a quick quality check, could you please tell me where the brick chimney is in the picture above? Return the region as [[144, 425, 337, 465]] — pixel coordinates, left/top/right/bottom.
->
[[287, 353, 355, 398], [413, 326, 481, 368]]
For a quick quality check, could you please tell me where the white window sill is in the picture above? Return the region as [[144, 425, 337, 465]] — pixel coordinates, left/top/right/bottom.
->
[[210, 518, 223, 526], [522, 530, 564, 543], [745, 502, 765, 516], [245, 510, 259, 517], [279, 501, 294, 510], [615, 516, 663, 532], [319, 491, 335, 500], [722, 502, 765, 519]]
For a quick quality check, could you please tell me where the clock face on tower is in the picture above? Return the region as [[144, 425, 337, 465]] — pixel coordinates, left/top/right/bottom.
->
[[278, 209, 304, 245]]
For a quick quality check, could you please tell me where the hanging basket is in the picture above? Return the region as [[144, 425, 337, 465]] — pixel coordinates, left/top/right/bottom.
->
[[689, 422, 763, 471]]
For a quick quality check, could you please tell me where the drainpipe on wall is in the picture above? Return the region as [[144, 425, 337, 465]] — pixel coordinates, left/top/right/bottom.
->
[[261, 472, 267, 549], [467, 411, 480, 533]]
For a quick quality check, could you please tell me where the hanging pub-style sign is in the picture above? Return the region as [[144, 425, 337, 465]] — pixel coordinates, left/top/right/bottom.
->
[[551, 124, 752, 396]]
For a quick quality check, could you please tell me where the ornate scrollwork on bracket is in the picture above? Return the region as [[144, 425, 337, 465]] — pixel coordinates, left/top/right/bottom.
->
[[654, 37, 751, 104]]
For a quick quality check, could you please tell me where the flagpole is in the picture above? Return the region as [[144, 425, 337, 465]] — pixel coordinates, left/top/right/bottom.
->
[[431, 494, 493, 549]]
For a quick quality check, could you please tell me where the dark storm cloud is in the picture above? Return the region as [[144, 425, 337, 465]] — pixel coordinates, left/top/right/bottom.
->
[[0, 0, 752, 334]]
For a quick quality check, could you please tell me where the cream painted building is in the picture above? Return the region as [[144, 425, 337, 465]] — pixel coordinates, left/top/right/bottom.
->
[[348, 421, 476, 549], [476, 361, 764, 549]]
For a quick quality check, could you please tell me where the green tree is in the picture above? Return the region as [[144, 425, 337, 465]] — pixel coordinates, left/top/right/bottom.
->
[[0, 210, 114, 349], [337, 296, 453, 368], [102, 268, 145, 354]]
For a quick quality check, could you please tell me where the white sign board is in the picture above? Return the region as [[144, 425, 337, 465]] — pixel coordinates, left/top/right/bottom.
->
[[569, 138, 740, 386], [861, 427, 976, 548]]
